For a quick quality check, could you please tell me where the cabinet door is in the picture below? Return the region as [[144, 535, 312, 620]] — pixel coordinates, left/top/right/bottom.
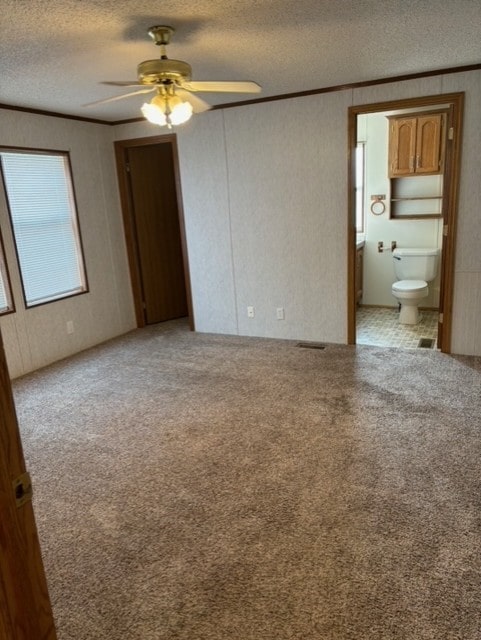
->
[[415, 114, 443, 174], [389, 117, 416, 177]]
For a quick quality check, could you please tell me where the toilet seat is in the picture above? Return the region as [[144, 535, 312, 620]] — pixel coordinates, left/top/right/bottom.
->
[[392, 279, 428, 299]]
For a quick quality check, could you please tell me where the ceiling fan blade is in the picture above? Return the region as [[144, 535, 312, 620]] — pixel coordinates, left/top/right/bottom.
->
[[101, 81, 144, 87], [176, 88, 211, 113], [83, 87, 156, 107], [181, 81, 261, 94]]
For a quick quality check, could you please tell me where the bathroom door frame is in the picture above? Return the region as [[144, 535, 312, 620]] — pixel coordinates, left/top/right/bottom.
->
[[347, 92, 464, 353]]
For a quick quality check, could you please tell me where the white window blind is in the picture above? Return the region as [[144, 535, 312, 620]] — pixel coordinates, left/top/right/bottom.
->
[[0, 151, 87, 307]]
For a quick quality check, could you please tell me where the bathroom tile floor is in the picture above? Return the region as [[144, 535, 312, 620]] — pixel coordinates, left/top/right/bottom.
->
[[356, 306, 439, 349]]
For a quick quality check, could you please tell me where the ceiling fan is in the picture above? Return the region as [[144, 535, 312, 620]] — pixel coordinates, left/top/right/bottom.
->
[[86, 25, 262, 127]]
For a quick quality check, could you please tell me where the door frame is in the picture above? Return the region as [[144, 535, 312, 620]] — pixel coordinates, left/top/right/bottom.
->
[[114, 134, 194, 330], [347, 92, 464, 353]]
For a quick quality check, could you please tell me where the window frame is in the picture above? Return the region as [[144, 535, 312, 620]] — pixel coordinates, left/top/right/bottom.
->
[[0, 146, 89, 309], [0, 225, 15, 316]]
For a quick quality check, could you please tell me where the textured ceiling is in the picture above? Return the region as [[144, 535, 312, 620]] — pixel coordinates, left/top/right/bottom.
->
[[1, 0, 481, 123]]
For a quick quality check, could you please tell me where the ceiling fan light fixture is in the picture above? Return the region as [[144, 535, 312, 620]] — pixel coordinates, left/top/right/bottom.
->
[[88, 25, 261, 116], [141, 92, 193, 128], [167, 97, 193, 125], [141, 101, 167, 126]]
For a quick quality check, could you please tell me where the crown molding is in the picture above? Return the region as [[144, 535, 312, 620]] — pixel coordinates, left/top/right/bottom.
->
[[1, 63, 480, 126]]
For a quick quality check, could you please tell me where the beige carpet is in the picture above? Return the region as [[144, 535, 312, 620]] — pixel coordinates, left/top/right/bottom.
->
[[13, 321, 481, 639]]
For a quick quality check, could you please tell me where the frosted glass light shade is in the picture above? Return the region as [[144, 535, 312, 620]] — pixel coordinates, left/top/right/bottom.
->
[[141, 93, 193, 127]]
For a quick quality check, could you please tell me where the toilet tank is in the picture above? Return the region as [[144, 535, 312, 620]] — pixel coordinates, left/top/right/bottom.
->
[[392, 247, 440, 282]]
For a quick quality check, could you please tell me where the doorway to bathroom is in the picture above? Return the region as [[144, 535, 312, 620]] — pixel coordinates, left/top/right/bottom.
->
[[347, 93, 464, 353]]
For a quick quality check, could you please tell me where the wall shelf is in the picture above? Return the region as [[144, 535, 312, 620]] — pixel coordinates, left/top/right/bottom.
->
[[391, 196, 442, 201], [390, 175, 443, 219]]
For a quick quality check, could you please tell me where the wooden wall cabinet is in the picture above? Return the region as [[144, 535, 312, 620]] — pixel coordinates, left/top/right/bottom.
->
[[388, 112, 445, 177]]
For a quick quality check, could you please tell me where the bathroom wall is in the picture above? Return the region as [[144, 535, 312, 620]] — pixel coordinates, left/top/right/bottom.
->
[[359, 111, 443, 308]]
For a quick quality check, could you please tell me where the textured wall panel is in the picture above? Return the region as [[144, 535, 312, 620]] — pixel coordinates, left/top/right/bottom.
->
[[441, 71, 481, 273], [352, 76, 442, 107], [451, 272, 481, 355], [224, 92, 351, 343], [92, 129, 135, 333], [177, 113, 238, 335], [0, 314, 28, 376], [440, 70, 481, 355], [0, 110, 135, 377]]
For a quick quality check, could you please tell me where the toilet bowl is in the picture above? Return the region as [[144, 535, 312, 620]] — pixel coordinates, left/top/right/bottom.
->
[[391, 280, 429, 324], [391, 248, 439, 325]]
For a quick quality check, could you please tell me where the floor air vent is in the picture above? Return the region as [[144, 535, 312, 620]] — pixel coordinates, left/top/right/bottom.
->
[[297, 342, 326, 350], [418, 338, 435, 349]]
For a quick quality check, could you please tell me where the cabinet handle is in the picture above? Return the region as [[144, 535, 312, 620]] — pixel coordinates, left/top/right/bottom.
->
[[416, 155, 421, 169], [410, 156, 414, 171]]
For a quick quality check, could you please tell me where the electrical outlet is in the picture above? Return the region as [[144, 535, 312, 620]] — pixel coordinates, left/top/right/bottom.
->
[[66, 320, 74, 334], [247, 306, 255, 318], [276, 307, 285, 320]]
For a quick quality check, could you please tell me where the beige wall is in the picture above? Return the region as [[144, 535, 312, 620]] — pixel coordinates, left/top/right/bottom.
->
[[115, 69, 481, 356], [1, 67, 480, 373], [0, 110, 136, 378], [115, 91, 351, 344], [442, 71, 481, 355]]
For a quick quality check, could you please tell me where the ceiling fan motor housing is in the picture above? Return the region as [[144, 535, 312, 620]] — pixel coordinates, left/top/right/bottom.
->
[[137, 59, 192, 85]]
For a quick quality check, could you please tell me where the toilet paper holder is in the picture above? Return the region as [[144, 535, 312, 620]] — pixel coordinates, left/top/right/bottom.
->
[[378, 241, 397, 253]]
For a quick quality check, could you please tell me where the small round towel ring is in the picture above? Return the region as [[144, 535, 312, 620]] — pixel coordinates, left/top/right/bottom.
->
[[370, 197, 386, 215]]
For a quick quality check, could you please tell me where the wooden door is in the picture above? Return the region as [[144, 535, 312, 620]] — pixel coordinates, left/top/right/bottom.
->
[[0, 330, 57, 639], [415, 114, 443, 174], [125, 141, 188, 325]]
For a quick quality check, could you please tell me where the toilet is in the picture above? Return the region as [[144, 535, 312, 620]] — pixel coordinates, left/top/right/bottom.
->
[[391, 248, 440, 324]]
